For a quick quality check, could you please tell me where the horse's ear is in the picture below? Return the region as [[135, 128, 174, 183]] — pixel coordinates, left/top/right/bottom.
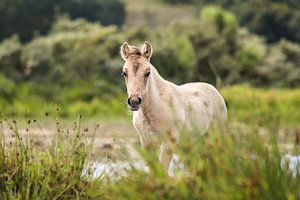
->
[[120, 42, 130, 60], [142, 41, 152, 60]]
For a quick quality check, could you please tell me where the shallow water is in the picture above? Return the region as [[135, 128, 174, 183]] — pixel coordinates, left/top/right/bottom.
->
[[85, 154, 300, 178], [281, 155, 300, 177]]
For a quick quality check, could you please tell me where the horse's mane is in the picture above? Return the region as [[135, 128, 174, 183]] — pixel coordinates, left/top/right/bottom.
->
[[127, 46, 142, 57]]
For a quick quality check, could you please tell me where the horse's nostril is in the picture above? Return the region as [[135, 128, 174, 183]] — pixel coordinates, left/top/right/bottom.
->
[[127, 98, 131, 106], [138, 97, 142, 105]]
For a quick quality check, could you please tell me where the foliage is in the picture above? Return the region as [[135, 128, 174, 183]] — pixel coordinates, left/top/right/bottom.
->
[[0, 74, 16, 104], [0, 116, 105, 199], [0, 0, 125, 42], [200, 5, 238, 35], [1, 12, 300, 88], [107, 126, 299, 199], [171, 6, 300, 86], [0, 10, 300, 120], [0, 36, 23, 81], [151, 33, 196, 83], [21, 17, 124, 84]]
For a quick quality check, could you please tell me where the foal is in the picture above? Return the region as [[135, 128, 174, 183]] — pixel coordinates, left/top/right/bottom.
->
[[120, 41, 227, 170]]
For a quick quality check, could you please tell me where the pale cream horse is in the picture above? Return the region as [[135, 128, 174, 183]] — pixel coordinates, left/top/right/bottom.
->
[[120, 41, 227, 170]]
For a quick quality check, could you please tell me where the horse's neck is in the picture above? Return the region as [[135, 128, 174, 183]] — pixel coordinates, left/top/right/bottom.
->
[[141, 66, 166, 115]]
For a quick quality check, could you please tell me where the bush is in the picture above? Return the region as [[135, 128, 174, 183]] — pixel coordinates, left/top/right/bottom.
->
[[279, 39, 300, 67], [0, 73, 16, 103], [200, 5, 238, 35], [151, 32, 196, 83], [0, 36, 23, 81], [169, 20, 240, 84], [255, 42, 300, 87], [21, 18, 124, 84]]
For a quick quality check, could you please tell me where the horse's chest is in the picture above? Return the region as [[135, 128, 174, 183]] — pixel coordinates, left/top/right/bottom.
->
[[132, 111, 164, 138], [133, 113, 155, 132]]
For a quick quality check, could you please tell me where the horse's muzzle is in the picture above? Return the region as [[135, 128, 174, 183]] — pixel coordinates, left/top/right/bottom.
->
[[128, 97, 142, 111]]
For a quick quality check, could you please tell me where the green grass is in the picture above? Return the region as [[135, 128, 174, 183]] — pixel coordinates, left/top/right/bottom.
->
[[0, 77, 128, 118], [107, 125, 300, 199], [1, 84, 300, 128], [222, 85, 300, 127], [0, 116, 105, 199], [0, 86, 300, 199]]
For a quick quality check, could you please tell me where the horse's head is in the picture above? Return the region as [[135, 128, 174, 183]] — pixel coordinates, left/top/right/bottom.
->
[[120, 41, 153, 111]]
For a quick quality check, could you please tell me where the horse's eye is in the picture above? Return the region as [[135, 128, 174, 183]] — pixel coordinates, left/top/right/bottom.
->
[[121, 71, 127, 77], [145, 71, 150, 77]]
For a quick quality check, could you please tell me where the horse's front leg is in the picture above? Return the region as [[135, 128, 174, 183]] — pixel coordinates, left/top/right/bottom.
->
[[139, 135, 160, 159], [159, 142, 173, 171]]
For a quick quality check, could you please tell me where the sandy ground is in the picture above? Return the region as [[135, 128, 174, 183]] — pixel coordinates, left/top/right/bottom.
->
[[1, 117, 140, 161], [1, 118, 299, 163]]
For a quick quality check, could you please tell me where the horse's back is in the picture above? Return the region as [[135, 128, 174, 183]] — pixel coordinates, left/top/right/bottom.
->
[[179, 82, 227, 123]]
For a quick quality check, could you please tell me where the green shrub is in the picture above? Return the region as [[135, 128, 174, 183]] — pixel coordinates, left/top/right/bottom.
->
[[151, 32, 196, 83], [200, 5, 238, 35], [0, 36, 23, 81], [0, 73, 16, 103], [279, 39, 300, 67], [171, 20, 240, 84], [21, 18, 124, 84]]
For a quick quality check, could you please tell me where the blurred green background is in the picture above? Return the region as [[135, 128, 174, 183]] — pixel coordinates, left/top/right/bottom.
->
[[0, 0, 300, 122], [0, 1, 300, 199]]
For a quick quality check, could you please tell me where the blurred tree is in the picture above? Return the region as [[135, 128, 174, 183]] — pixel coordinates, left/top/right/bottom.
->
[[0, 0, 125, 42], [234, 1, 300, 43], [159, 0, 193, 3], [1, 16, 300, 88], [0, 0, 56, 42], [57, 0, 125, 26], [159, 0, 300, 43]]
